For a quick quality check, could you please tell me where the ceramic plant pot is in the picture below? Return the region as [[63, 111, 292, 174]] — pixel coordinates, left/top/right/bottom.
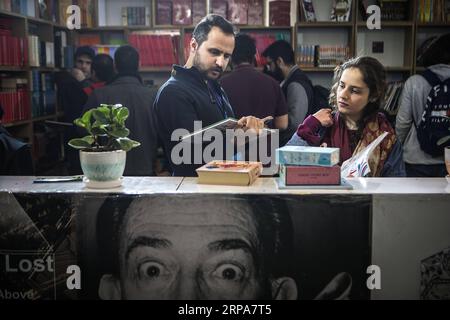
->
[[80, 150, 126, 188]]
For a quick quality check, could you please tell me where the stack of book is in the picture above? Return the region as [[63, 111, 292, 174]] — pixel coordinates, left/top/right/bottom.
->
[[276, 146, 341, 186], [121, 6, 150, 26], [297, 45, 350, 68], [0, 18, 27, 67], [0, 77, 30, 123], [417, 0, 450, 23], [248, 32, 290, 66], [128, 32, 180, 67]]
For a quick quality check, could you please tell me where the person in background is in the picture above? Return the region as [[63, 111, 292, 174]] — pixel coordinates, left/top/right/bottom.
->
[[262, 40, 314, 145], [0, 104, 33, 175], [395, 33, 450, 177], [220, 33, 288, 130], [153, 14, 269, 177], [71, 45, 95, 87], [55, 46, 95, 174], [83, 53, 115, 96], [287, 56, 405, 177], [83, 45, 158, 176]]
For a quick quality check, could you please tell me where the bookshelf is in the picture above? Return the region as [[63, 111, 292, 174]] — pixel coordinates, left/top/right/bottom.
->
[[1, 0, 449, 173], [0, 2, 75, 174]]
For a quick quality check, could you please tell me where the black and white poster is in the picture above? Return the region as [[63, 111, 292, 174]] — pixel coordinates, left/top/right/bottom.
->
[[0, 192, 371, 300]]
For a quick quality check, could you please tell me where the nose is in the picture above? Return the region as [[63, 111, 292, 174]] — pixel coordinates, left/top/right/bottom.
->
[[216, 56, 225, 69], [175, 275, 200, 299], [339, 87, 350, 100]]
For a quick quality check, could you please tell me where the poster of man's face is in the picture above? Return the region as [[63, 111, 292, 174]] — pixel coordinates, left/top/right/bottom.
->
[[0, 193, 371, 300]]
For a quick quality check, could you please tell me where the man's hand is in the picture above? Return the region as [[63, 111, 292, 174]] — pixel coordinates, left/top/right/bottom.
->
[[313, 109, 333, 127], [237, 116, 273, 134], [71, 68, 86, 82]]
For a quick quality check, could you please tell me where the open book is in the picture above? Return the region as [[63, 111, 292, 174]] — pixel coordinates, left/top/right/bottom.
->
[[179, 117, 275, 141]]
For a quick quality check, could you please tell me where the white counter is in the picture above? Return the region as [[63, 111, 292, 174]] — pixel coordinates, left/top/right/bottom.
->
[[0, 176, 184, 194], [1, 176, 449, 195]]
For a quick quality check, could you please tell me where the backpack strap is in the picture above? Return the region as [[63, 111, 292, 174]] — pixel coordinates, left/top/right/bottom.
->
[[421, 69, 442, 87]]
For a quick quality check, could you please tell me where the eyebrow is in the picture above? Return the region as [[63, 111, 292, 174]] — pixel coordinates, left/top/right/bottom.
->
[[207, 239, 253, 254], [208, 48, 232, 56], [339, 80, 365, 90], [125, 236, 171, 261]]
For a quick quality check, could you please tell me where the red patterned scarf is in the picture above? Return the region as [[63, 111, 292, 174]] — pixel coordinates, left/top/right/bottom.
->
[[323, 112, 396, 177]]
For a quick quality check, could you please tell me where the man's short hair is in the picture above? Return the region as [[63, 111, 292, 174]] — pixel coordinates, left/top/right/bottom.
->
[[92, 54, 114, 82], [114, 45, 139, 75], [232, 33, 256, 65], [192, 14, 235, 47], [262, 40, 295, 66], [74, 45, 95, 61]]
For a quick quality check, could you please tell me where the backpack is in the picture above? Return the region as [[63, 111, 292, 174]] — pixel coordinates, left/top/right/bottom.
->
[[295, 75, 331, 116], [310, 85, 331, 114], [416, 69, 450, 157]]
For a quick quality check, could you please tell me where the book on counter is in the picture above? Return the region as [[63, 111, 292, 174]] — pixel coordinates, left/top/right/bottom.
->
[[196, 161, 263, 186], [276, 146, 340, 167], [279, 165, 341, 185]]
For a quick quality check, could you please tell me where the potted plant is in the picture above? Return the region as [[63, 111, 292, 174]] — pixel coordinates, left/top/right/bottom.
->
[[68, 104, 140, 188]]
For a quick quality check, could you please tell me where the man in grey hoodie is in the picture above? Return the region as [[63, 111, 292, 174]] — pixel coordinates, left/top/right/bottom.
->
[[396, 33, 450, 177]]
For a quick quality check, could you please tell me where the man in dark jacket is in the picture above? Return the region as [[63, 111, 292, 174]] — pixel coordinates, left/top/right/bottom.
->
[[263, 40, 314, 146], [0, 105, 33, 175], [83, 45, 158, 176], [153, 14, 268, 176]]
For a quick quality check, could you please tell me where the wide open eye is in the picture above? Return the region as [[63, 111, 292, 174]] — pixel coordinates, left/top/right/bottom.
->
[[212, 263, 244, 282], [138, 261, 168, 280]]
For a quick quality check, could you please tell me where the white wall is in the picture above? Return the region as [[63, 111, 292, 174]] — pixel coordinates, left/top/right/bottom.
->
[[372, 194, 450, 299]]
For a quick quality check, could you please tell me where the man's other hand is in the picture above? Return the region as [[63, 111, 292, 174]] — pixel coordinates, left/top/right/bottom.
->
[[237, 116, 273, 134], [71, 68, 86, 82]]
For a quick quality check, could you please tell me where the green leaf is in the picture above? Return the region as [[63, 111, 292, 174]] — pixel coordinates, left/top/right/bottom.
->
[[117, 138, 140, 151], [116, 108, 129, 122], [437, 135, 450, 146], [109, 128, 130, 138], [92, 109, 109, 124], [81, 136, 95, 145], [68, 138, 92, 149], [81, 109, 93, 125], [74, 118, 86, 128], [91, 127, 108, 136]]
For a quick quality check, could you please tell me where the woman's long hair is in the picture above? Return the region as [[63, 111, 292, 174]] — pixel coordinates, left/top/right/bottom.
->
[[329, 56, 387, 135]]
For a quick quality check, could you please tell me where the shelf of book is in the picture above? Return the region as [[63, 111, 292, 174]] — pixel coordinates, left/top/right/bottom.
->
[[417, 22, 450, 27], [32, 113, 61, 123], [27, 16, 54, 26], [297, 21, 353, 27], [300, 67, 336, 72], [356, 20, 414, 27], [139, 67, 173, 73], [0, 66, 28, 72], [3, 118, 30, 128], [0, 6, 73, 174]]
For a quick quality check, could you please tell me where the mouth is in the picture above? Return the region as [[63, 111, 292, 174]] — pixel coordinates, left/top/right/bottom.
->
[[210, 68, 223, 76], [338, 101, 349, 108]]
